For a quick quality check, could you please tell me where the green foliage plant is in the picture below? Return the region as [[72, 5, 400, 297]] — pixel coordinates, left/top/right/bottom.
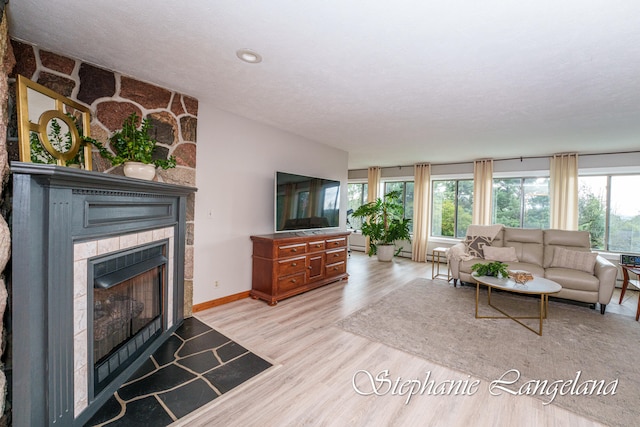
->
[[109, 113, 176, 169], [471, 261, 509, 278], [351, 190, 412, 257]]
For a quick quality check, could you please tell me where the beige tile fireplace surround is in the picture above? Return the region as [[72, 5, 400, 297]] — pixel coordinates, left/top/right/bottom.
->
[[72, 227, 175, 417]]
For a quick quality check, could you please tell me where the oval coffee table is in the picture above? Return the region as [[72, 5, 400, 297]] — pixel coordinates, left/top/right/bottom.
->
[[473, 274, 562, 336]]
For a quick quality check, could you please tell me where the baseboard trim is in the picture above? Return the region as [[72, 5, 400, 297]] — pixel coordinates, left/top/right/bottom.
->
[[192, 291, 251, 313]]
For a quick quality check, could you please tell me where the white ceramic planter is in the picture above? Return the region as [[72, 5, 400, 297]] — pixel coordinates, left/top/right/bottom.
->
[[376, 244, 395, 262], [123, 161, 156, 180]]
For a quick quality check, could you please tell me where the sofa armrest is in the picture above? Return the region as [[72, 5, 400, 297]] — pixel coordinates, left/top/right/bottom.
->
[[594, 255, 618, 305], [448, 242, 467, 279]]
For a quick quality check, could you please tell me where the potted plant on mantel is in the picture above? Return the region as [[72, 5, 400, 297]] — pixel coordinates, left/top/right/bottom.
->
[[109, 112, 176, 180], [351, 189, 411, 261]]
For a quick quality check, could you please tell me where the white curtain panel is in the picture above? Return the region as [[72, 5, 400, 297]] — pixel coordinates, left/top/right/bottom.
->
[[412, 163, 431, 262], [472, 159, 494, 225], [550, 153, 579, 230]]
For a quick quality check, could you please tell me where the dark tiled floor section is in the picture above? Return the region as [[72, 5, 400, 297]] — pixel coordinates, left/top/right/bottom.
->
[[85, 317, 272, 426]]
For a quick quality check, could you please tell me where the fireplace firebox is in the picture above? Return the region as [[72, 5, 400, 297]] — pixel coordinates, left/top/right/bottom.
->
[[92, 243, 166, 394]]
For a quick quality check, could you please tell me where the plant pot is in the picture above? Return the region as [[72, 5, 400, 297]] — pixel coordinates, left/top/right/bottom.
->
[[377, 244, 395, 262], [123, 161, 156, 180]]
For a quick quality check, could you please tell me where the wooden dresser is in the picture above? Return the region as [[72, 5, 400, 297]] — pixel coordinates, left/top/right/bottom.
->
[[250, 231, 350, 305]]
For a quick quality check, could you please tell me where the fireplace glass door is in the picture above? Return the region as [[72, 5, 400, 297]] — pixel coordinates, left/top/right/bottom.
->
[[92, 243, 166, 394]]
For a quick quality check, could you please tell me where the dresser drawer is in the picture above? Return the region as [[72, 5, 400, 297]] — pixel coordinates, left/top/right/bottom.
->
[[307, 240, 325, 251], [277, 256, 306, 276], [325, 237, 347, 248], [277, 243, 307, 258], [277, 272, 306, 293], [326, 248, 347, 263], [325, 261, 346, 277]]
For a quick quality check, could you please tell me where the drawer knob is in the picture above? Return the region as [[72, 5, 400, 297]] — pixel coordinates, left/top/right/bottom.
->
[[291, 248, 297, 252], [291, 262, 297, 266], [291, 278, 297, 283]]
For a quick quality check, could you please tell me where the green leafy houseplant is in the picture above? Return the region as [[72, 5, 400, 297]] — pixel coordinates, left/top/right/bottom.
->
[[471, 261, 509, 278], [351, 189, 411, 257], [108, 113, 176, 169]]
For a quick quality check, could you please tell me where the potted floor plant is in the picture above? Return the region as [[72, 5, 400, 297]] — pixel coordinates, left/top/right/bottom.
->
[[351, 189, 411, 261], [109, 112, 176, 180]]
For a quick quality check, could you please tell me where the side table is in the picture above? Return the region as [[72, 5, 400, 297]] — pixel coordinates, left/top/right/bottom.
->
[[618, 264, 640, 321], [432, 247, 451, 282]]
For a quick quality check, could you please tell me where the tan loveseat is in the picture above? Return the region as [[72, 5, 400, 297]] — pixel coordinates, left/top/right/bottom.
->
[[449, 225, 618, 314]]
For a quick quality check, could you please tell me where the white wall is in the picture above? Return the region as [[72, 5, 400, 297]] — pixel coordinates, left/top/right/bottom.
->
[[193, 104, 349, 305]]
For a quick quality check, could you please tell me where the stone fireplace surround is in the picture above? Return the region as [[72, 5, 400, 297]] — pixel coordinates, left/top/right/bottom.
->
[[11, 162, 196, 426]]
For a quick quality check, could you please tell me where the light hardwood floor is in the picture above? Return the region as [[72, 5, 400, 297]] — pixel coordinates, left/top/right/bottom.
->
[[175, 252, 635, 427]]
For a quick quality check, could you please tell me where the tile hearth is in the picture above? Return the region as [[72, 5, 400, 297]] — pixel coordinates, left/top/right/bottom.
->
[[85, 317, 272, 426]]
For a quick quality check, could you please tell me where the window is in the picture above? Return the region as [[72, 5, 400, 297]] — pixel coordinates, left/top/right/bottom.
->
[[579, 174, 640, 252], [431, 179, 473, 238], [578, 176, 607, 249], [609, 175, 640, 252], [492, 177, 549, 229], [384, 181, 414, 232], [347, 182, 367, 230]]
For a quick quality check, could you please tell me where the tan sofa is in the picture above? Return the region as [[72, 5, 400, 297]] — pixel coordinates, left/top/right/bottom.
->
[[449, 226, 618, 314]]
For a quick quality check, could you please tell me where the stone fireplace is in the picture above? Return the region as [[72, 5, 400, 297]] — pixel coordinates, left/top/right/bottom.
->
[[11, 162, 196, 426]]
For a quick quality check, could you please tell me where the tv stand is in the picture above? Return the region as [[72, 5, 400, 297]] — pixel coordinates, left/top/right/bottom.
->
[[250, 231, 350, 305]]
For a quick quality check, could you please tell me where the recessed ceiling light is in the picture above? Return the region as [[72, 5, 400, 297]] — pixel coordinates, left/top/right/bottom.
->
[[236, 49, 262, 64]]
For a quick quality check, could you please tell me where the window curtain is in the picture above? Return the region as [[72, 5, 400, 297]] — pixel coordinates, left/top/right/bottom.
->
[[550, 153, 579, 230], [472, 159, 493, 225], [412, 163, 431, 262], [365, 167, 382, 254]]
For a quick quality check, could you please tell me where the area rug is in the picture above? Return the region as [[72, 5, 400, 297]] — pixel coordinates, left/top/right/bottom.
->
[[85, 317, 273, 426], [337, 278, 640, 427]]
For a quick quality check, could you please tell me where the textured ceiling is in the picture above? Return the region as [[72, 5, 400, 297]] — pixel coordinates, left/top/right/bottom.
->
[[8, 1, 640, 168]]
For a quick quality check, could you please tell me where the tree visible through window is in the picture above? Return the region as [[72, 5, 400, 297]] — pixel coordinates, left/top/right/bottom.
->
[[347, 183, 367, 230], [578, 176, 607, 249], [492, 177, 549, 229], [384, 181, 414, 233], [431, 179, 473, 238]]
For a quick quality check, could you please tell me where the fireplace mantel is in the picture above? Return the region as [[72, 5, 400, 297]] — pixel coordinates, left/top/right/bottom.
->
[[11, 162, 197, 426]]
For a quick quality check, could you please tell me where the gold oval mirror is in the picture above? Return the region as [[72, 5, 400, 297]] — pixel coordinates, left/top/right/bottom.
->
[[38, 110, 81, 161]]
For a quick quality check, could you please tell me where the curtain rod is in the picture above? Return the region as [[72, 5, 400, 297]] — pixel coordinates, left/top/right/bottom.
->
[[350, 150, 640, 172]]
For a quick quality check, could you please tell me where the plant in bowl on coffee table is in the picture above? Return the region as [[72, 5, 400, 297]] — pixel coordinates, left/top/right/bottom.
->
[[471, 261, 509, 278]]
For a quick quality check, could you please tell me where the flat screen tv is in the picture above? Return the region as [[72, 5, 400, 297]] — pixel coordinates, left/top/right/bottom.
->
[[275, 171, 341, 232]]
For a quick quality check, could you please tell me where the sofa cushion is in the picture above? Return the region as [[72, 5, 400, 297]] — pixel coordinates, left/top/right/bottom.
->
[[465, 235, 492, 258], [545, 267, 600, 292], [483, 246, 518, 262], [503, 227, 544, 266], [504, 262, 545, 277], [459, 259, 544, 278], [550, 247, 598, 274], [543, 229, 591, 267]]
